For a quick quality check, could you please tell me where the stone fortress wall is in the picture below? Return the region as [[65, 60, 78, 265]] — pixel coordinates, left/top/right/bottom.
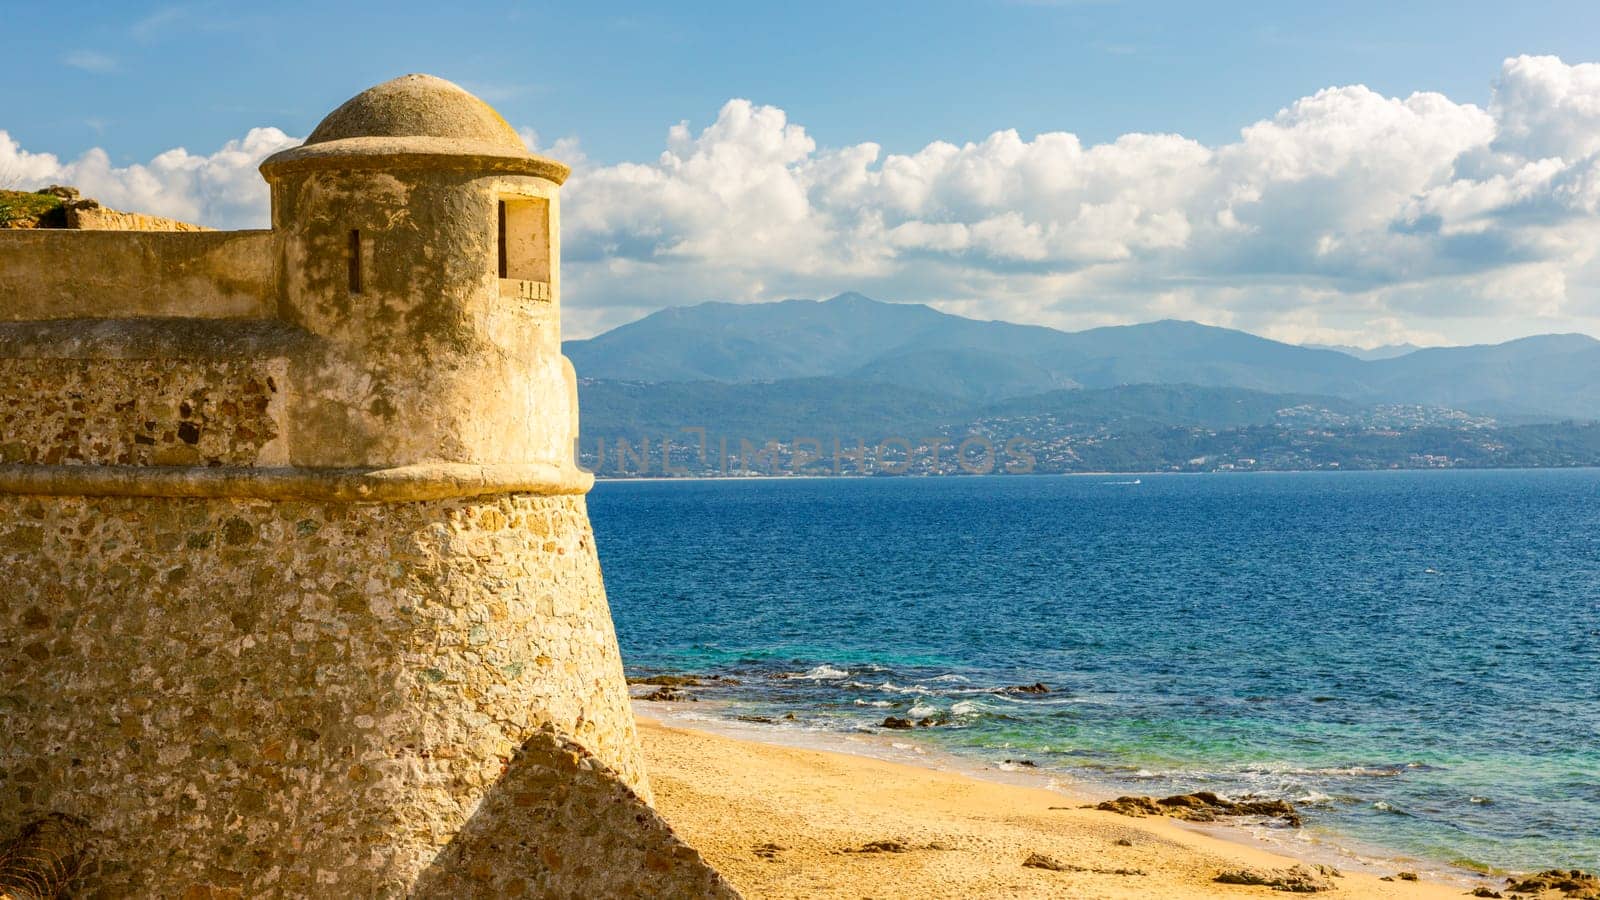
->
[[0, 75, 736, 898]]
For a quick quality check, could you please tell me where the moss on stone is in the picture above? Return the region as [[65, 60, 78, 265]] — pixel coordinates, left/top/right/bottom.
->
[[0, 190, 65, 229]]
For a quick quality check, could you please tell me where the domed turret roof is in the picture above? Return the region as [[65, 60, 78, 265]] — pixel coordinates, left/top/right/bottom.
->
[[304, 74, 525, 150], [260, 74, 568, 183]]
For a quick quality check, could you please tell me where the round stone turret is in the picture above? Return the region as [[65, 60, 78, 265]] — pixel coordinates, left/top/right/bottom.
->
[[260, 74, 577, 472]]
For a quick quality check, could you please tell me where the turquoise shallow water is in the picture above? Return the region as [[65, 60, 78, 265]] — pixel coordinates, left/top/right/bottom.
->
[[591, 470, 1600, 873]]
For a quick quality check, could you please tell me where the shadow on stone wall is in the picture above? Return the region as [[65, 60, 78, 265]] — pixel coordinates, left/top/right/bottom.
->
[[409, 726, 739, 899]]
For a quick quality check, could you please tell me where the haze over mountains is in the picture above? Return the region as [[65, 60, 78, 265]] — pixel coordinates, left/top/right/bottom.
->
[[1305, 343, 1425, 362], [565, 293, 1600, 421]]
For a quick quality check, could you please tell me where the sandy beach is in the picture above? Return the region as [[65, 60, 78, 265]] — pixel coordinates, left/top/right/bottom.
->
[[637, 716, 1484, 900]]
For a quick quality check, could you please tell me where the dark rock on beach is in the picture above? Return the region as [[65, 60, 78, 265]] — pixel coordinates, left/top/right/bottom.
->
[[880, 716, 914, 729], [1096, 791, 1302, 827], [1023, 852, 1068, 871], [840, 839, 952, 855], [846, 840, 908, 853], [1023, 852, 1145, 876], [1215, 864, 1336, 892]]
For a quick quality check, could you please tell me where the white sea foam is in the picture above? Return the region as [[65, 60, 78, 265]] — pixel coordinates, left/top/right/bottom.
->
[[907, 702, 938, 718], [801, 664, 848, 679], [985, 692, 1080, 705], [853, 699, 893, 707], [871, 681, 933, 695], [1251, 764, 1406, 778]]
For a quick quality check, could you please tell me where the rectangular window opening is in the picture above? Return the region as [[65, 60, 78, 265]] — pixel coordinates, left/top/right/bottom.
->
[[347, 229, 362, 294], [497, 201, 509, 279], [497, 196, 551, 295]]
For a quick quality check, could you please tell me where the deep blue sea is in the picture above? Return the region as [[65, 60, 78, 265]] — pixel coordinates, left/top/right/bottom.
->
[[591, 470, 1600, 874]]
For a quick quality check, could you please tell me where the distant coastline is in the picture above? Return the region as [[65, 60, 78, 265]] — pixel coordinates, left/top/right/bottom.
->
[[569, 294, 1600, 485], [589, 461, 1600, 481]]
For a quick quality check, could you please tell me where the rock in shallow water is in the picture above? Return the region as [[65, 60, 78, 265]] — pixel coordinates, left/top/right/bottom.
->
[[630, 674, 702, 687], [1503, 869, 1600, 899], [642, 686, 696, 702], [996, 682, 1051, 694], [629, 673, 743, 687]]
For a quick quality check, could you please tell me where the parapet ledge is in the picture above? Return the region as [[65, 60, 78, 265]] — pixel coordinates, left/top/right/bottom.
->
[[260, 137, 570, 183], [0, 461, 594, 501], [0, 318, 308, 360], [0, 229, 276, 322]]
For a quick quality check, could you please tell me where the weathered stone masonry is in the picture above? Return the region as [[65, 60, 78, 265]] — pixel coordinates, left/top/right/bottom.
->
[[0, 75, 736, 898]]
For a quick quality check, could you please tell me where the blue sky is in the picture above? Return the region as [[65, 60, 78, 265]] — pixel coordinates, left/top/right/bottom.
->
[[10, 1, 1597, 165], [7, 2, 1600, 344]]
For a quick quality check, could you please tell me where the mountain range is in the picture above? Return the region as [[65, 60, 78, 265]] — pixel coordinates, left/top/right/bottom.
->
[[565, 292, 1600, 421], [1305, 342, 1424, 361]]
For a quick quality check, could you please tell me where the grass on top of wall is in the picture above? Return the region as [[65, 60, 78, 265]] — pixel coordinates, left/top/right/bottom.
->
[[0, 190, 66, 228]]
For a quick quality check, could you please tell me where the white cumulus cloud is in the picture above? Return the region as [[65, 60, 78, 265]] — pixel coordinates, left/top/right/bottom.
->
[[557, 55, 1600, 343]]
